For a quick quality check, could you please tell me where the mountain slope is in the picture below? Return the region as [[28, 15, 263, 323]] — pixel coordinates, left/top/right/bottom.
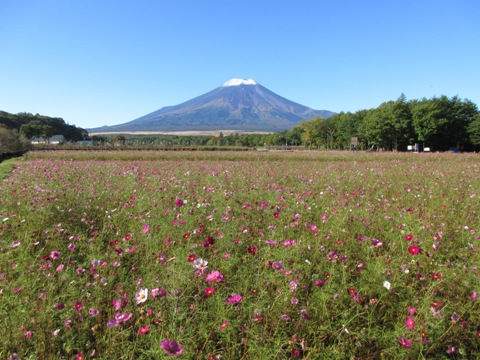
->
[[89, 79, 335, 133]]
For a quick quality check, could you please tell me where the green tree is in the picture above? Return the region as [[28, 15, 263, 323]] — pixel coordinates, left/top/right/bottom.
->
[[468, 113, 480, 148], [0, 127, 31, 156], [41, 125, 55, 141], [300, 117, 328, 149], [331, 111, 365, 149], [360, 95, 414, 151], [20, 123, 44, 139], [412, 96, 478, 151]]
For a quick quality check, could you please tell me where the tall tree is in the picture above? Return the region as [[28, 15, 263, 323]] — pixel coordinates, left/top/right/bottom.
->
[[412, 96, 478, 151], [468, 113, 480, 149]]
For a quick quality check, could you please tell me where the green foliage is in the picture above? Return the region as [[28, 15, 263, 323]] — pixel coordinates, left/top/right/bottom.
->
[[0, 126, 31, 157], [0, 111, 87, 142], [409, 95, 477, 151], [468, 113, 480, 147]]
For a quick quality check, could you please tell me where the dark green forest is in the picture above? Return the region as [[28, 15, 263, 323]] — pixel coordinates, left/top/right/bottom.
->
[[0, 111, 88, 142]]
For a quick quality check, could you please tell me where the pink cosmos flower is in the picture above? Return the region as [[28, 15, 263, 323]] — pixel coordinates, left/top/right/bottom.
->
[[289, 278, 298, 293], [107, 313, 132, 328], [138, 326, 150, 335], [472, 291, 478, 301], [371, 238, 383, 248], [219, 321, 229, 330], [405, 316, 415, 330], [446, 347, 455, 355], [112, 299, 122, 311], [11, 241, 21, 248], [151, 287, 167, 299], [205, 270, 224, 283], [50, 251, 61, 260], [142, 224, 150, 234], [407, 307, 417, 315], [161, 339, 183, 356], [271, 261, 285, 271], [226, 294, 242, 304]]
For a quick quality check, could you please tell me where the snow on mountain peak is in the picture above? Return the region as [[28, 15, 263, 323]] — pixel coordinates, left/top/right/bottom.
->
[[222, 78, 257, 87]]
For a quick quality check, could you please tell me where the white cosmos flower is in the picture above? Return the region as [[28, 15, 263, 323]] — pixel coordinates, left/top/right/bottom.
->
[[193, 258, 208, 270], [383, 281, 391, 290], [135, 288, 148, 304]]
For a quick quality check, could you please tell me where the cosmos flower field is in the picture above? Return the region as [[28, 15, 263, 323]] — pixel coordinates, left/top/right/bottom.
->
[[1, 150, 479, 359]]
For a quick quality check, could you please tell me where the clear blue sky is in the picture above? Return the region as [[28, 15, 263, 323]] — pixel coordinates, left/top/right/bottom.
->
[[1, 0, 479, 129]]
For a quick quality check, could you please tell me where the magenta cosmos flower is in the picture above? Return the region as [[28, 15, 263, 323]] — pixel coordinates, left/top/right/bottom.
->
[[74, 301, 83, 312], [397, 338, 412, 349], [408, 245, 421, 255], [161, 339, 183, 356], [405, 316, 415, 330], [226, 294, 242, 304], [204, 287, 215, 296], [175, 198, 184, 207]]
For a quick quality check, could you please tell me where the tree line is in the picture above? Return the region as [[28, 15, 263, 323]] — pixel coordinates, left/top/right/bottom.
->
[[289, 95, 480, 151]]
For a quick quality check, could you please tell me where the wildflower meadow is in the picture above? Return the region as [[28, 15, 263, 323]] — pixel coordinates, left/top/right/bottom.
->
[[1, 150, 479, 359]]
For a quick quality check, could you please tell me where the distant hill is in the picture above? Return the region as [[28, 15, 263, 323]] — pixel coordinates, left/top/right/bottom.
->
[[88, 79, 335, 133]]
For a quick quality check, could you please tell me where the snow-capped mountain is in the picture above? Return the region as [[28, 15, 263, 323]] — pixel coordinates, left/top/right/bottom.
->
[[88, 79, 335, 133]]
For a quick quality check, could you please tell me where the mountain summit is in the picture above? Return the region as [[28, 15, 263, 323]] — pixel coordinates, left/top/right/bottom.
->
[[88, 79, 334, 133], [222, 78, 257, 86]]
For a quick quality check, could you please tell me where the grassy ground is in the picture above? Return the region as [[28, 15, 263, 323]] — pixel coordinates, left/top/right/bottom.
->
[[0, 158, 19, 179]]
